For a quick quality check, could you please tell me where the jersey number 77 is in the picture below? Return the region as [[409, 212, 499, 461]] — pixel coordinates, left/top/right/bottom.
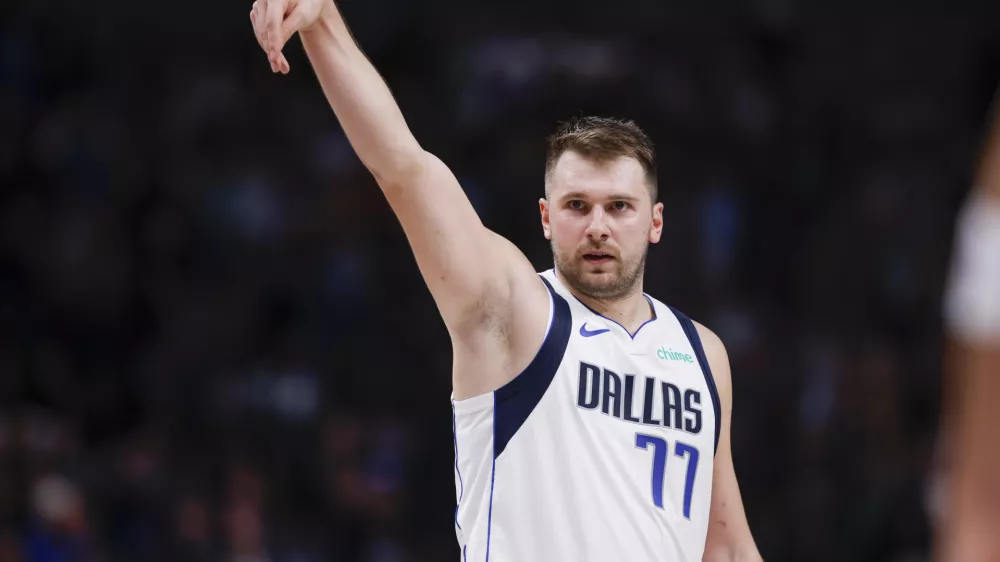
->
[[635, 433, 700, 519]]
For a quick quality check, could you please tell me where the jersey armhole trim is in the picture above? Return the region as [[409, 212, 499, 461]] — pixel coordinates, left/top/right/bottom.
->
[[669, 306, 722, 455], [451, 400, 464, 532], [492, 275, 573, 460]]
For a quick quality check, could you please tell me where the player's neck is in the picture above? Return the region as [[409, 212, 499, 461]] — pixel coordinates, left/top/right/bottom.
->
[[558, 273, 652, 333]]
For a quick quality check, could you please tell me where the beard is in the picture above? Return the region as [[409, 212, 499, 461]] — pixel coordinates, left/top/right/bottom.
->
[[552, 239, 648, 301]]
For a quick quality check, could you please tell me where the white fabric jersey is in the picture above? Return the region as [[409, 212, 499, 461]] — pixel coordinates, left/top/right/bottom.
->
[[944, 189, 1000, 343], [452, 269, 721, 562]]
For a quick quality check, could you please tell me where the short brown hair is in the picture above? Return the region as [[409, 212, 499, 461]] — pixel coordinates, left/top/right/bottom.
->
[[545, 116, 657, 201]]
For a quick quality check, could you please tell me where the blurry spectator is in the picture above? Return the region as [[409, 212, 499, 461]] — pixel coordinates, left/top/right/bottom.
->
[[23, 476, 93, 562]]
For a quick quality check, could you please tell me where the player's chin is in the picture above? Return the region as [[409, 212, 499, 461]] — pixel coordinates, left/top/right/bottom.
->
[[578, 273, 621, 296], [578, 264, 619, 284]]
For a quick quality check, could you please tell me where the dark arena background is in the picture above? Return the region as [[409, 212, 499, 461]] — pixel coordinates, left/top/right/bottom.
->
[[2, 1, 1000, 561]]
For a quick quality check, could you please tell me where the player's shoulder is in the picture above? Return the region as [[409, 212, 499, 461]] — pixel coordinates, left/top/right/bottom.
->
[[691, 321, 727, 363]]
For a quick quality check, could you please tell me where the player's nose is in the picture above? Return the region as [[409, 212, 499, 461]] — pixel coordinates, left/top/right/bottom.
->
[[584, 206, 610, 240]]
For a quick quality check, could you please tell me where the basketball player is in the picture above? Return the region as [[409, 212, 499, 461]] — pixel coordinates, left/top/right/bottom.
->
[[249, 1, 763, 560], [936, 93, 1000, 562]]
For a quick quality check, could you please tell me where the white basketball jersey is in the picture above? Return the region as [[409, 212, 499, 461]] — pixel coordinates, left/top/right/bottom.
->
[[451, 269, 721, 562]]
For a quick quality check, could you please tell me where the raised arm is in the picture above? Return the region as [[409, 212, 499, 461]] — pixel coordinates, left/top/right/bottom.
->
[[696, 323, 763, 562], [249, 1, 546, 349]]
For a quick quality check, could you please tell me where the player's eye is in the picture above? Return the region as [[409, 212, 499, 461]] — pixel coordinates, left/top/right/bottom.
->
[[610, 201, 632, 212], [568, 200, 585, 210]]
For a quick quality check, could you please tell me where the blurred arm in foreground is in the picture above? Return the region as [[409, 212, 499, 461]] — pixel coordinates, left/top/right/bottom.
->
[[936, 88, 1000, 562]]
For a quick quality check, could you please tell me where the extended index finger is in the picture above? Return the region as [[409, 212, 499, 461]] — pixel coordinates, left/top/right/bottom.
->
[[265, 0, 286, 60], [250, 2, 264, 50]]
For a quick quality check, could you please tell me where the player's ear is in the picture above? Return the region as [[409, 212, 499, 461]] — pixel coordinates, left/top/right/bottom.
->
[[649, 201, 663, 243], [539, 198, 552, 240]]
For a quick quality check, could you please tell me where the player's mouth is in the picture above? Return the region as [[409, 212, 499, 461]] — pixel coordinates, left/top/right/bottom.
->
[[582, 252, 614, 265]]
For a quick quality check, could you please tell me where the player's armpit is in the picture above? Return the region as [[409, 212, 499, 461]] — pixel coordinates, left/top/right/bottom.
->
[[695, 324, 763, 562], [378, 150, 547, 335]]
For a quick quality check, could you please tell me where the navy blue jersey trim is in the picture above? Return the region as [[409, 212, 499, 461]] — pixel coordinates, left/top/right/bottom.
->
[[451, 401, 464, 530], [669, 307, 722, 455], [493, 275, 573, 460], [486, 394, 496, 561]]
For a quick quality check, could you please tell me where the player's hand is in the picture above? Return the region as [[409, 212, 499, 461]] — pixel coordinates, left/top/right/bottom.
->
[[249, 0, 329, 74]]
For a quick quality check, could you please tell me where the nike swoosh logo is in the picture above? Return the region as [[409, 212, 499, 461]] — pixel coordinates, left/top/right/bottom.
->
[[579, 323, 611, 337]]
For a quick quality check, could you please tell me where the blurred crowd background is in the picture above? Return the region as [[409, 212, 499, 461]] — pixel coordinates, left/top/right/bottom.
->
[[2, 1, 1000, 561]]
